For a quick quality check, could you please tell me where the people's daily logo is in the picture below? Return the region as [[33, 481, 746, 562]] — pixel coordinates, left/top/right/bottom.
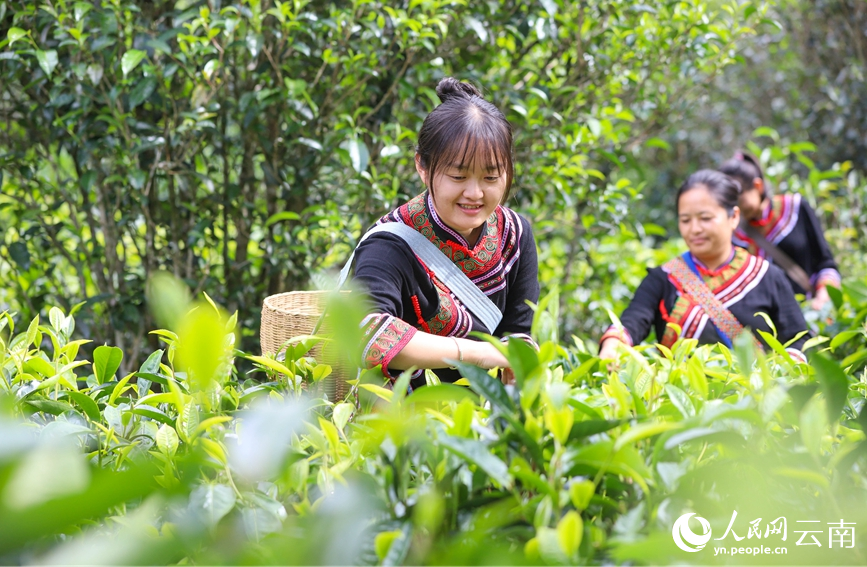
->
[[672, 513, 713, 552]]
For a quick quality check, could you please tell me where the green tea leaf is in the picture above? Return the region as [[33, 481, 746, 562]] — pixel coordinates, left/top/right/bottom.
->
[[156, 424, 179, 456], [664, 384, 695, 418], [7, 27, 28, 46], [800, 396, 827, 459], [457, 362, 516, 414], [190, 484, 236, 527], [332, 402, 354, 430], [61, 391, 101, 421], [438, 435, 512, 488], [121, 49, 146, 76], [93, 345, 123, 385], [812, 353, 849, 423], [614, 420, 680, 451], [405, 383, 476, 405], [569, 480, 595, 511], [557, 511, 583, 557], [35, 50, 58, 77]]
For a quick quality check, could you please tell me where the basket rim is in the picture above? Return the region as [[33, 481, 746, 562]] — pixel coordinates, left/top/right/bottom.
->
[[262, 290, 354, 317], [263, 290, 329, 308]]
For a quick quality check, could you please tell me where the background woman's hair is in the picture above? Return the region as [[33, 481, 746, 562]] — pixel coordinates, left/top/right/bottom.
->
[[416, 77, 514, 201], [718, 150, 770, 197], [676, 169, 742, 216]]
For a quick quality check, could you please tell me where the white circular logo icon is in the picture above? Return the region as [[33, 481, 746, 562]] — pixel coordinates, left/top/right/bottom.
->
[[672, 513, 712, 552]]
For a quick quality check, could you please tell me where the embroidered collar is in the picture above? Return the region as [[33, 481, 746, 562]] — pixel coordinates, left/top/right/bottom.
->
[[690, 248, 736, 277], [386, 193, 509, 276]]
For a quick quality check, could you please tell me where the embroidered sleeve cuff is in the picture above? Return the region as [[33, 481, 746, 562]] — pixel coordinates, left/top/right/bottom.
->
[[499, 332, 539, 350], [813, 268, 841, 290], [360, 313, 417, 379], [786, 347, 807, 364], [601, 325, 633, 347]]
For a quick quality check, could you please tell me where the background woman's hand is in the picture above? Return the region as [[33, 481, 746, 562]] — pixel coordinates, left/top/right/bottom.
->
[[811, 286, 832, 311], [598, 338, 621, 361]]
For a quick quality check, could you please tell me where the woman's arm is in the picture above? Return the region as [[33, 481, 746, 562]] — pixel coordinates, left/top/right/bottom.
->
[[599, 268, 667, 355], [391, 332, 509, 369], [495, 213, 540, 338], [354, 233, 511, 376], [799, 198, 841, 307]]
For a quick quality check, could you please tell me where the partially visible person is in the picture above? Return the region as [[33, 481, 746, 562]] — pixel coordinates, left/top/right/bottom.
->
[[719, 151, 841, 310], [598, 170, 809, 362], [350, 77, 540, 390]]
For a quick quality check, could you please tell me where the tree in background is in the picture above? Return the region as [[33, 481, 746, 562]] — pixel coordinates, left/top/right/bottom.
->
[[630, 0, 867, 280], [0, 0, 764, 363]]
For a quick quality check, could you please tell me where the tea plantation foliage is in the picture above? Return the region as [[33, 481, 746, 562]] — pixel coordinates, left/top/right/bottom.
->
[[0, 0, 772, 358], [3, 0, 867, 565], [1, 283, 867, 565]]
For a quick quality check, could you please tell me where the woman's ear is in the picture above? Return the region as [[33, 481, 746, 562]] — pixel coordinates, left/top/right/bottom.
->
[[730, 205, 741, 228], [415, 154, 428, 187]]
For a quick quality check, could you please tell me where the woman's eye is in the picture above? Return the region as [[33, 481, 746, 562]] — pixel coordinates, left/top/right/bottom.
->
[[450, 175, 465, 180], [485, 176, 499, 182]]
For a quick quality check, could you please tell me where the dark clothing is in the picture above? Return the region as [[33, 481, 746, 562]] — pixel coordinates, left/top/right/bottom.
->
[[734, 193, 840, 295], [352, 192, 539, 384], [602, 248, 809, 356]]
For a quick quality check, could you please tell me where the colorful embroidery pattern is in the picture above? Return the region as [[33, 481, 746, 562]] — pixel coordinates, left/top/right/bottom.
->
[[661, 249, 766, 349], [733, 194, 801, 256], [360, 314, 417, 378], [370, 192, 522, 340]]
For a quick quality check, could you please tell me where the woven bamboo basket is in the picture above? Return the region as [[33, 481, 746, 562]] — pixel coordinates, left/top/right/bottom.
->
[[260, 290, 351, 400]]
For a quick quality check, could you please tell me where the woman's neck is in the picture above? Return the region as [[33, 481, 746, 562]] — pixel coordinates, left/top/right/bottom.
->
[[693, 244, 734, 272]]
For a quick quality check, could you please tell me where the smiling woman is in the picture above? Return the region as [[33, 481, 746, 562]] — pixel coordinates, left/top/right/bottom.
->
[[599, 170, 810, 362], [350, 77, 540, 389]]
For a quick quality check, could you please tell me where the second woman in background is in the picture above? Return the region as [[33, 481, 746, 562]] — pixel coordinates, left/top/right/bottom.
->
[[598, 170, 809, 361], [719, 151, 841, 310]]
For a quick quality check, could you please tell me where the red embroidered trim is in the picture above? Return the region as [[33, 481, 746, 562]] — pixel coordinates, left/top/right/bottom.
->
[[659, 299, 675, 324], [601, 325, 633, 347]]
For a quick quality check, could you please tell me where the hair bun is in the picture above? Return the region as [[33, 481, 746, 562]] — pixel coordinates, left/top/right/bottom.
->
[[436, 77, 482, 103]]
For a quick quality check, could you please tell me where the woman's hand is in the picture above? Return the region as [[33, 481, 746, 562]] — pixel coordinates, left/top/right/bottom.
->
[[466, 340, 510, 369], [598, 338, 621, 363], [811, 286, 832, 311]]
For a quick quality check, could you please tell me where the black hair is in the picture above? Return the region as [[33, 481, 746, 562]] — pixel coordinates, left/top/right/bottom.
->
[[676, 169, 742, 216], [416, 77, 514, 201], [718, 150, 768, 197]]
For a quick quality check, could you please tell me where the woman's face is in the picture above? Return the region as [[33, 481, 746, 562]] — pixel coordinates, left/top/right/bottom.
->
[[677, 184, 740, 262], [416, 153, 507, 243], [738, 177, 765, 220]]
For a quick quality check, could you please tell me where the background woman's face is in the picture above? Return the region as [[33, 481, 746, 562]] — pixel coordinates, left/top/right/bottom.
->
[[677, 185, 739, 261], [738, 180, 765, 220]]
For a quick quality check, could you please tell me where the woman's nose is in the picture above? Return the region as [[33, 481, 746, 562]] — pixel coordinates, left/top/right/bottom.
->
[[463, 179, 483, 198]]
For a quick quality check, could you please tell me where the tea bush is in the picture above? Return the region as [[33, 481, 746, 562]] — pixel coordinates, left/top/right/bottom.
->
[[1, 284, 865, 565]]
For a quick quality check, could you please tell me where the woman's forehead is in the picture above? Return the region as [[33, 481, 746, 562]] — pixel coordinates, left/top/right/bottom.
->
[[678, 185, 724, 209], [439, 139, 508, 170]]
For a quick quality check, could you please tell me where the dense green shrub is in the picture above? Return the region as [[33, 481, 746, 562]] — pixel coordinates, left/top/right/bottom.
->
[[0, 0, 764, 363], [1, 284, 866, 565]]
